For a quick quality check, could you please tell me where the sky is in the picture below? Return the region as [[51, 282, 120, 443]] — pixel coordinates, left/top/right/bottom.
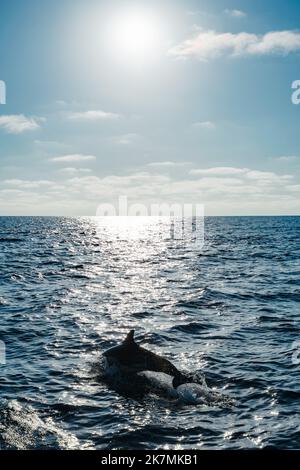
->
[[0, 0, 300, 216]]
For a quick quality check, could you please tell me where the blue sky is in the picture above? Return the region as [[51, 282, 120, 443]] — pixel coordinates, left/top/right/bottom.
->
[[0, 0, 300, 215]]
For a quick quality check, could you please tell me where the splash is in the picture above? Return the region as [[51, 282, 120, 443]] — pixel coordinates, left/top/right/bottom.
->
[[138, 371, 234, 407], [0, 400, 82, 450], [97, 357, 233, 407]]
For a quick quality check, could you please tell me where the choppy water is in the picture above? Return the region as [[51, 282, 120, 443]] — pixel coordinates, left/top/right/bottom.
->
[[0, 216, 299, 450]]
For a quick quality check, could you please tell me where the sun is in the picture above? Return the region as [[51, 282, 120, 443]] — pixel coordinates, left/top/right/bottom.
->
[[106, 8, 164, 64]]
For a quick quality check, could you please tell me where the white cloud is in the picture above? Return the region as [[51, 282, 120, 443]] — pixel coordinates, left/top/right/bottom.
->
[[59, 167, 300, 215], [246, 169, 292, 182], [56, 100, 68, 107], [190, 167, 246, 176], [1, 166, 299, 215], [147, 161, 190, 168], [287, 185, 300, 192], [0, 115, 43, 134], [190, 166, 292, 184], [50, 154, 96, 163], [169, 30, 300, 60], [58, 167, 92, 175], [3, 179, 55, 189], [275, 156, 298, 162], [113, 133, 140, 145], [67, 110, 120, 121], [193, 121, 216, 130], [225, 9, 247, 18]]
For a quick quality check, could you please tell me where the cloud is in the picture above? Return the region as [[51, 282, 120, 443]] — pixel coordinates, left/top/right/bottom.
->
[[0, 167, 300, 215], [193, 121, 216, 130], [288, 185, 300, 192], [190, 166, 292, 185], [67, 110, 120, 121], [57, 167, 300, 216], [3, 179, 55, 189], [0, 115, 43, 134], [50, 154, 96, 163], [246, 169, 292, 182], [190, 167, 246, 176], [112, 133, 140, 145], [56, 100, 68, 107], [58, 167, 92, 175], [169, 30, 300, 60], [225, 9, 247, 18], [1, 166, 299, 215], [275, 156, 298, 162], [147, 161, 191, 168]]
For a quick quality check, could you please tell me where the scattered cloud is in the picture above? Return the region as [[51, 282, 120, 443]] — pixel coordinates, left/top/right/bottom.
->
[[147, 161, 191, 168], [35, 139, 61, 146], [0, 115, 43, 134], [190, 167, 246, 176], [58, 167, 92, 175], [55, 100, 68, 107], [1, 166, 299, 215], [50, 154, 96, 163], [3, 179, 55, 189], [193, 121, 216, 130], [67, 110, 120, 121], [288, 185, 300, 192], [113, 133, 140, 145], [274, 155, 299, 162], [190, 166, 292, 184], [225, 9, 247, 18], [169, 30, 300, 60]]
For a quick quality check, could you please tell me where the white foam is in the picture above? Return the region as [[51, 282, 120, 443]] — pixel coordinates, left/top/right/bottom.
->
[[98, 361, 232, 407], [137, 371, 208, 403], [176, 383, 212, 404]]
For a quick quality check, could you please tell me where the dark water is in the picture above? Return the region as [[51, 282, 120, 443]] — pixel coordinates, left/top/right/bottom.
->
[[0, 216, 299, 450]]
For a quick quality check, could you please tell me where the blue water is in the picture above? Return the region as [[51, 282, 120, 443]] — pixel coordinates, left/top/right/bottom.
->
[[0, 216, 299, 450]]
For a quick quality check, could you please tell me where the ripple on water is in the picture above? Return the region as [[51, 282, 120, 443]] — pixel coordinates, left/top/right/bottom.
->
[[0, 216, 299, 449], [0, 399, 90, 450]]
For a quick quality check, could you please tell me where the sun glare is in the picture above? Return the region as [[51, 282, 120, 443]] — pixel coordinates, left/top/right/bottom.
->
[[106, 8, 164, 64]]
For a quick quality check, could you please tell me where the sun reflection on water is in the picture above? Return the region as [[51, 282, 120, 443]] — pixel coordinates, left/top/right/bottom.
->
[[94, 216, 174, 242]]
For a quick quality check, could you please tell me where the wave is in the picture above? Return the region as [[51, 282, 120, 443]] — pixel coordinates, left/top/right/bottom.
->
[[0, 399, 83, 450]]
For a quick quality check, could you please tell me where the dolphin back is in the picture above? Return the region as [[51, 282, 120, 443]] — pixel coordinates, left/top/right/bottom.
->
[[138, 346, 181, 378], [103, 330, 183, 384]]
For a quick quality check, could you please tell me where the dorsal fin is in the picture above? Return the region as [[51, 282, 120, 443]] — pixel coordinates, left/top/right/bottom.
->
[[123, 329, 135, 345]]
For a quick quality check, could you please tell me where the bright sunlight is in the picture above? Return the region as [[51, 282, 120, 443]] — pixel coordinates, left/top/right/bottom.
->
[[105, 7, 165, 64]]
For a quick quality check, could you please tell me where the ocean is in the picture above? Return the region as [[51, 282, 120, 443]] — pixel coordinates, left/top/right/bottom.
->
[[0, 216, 299, 449]]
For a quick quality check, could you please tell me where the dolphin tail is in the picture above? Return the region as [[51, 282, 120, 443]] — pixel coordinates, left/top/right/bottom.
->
[[123, 330, 135, 345]]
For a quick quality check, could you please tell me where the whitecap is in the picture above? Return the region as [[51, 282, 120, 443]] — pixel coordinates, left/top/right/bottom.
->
[[0, 399, 84, 450]]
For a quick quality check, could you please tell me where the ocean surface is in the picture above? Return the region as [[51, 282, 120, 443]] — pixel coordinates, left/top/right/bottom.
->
[[0, 216, 299, 450]]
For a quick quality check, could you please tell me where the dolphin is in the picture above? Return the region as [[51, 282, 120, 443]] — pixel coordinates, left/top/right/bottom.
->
[[103, 330, 191, 388]]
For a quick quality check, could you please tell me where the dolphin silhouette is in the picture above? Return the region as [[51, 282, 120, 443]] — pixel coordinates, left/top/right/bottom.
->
[[103, 330, 191, 388]]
